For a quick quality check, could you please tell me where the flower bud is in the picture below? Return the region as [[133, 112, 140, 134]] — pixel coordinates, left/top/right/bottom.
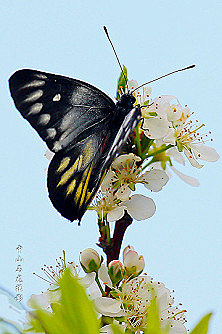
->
[[123, 245, 145, 277], [80, 248, 102, 273], [108, 260, 125, 286]]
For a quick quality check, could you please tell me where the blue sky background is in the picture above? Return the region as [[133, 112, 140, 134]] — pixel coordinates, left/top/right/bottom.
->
[[0, 1, 221, 333]]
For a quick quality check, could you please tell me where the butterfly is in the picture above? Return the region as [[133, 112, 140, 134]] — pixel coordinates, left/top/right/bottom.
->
[[9, 69, 141, 223]]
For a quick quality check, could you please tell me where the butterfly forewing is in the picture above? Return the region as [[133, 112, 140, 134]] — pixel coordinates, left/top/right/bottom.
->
[[9, 69, 115, 153]]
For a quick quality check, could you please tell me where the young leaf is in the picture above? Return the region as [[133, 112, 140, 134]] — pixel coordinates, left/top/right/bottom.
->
[[190, 313, 212, 334], [25, 268, 99, 334], [111, 323, 125, 334], [60, 269, 99, 333], [144, 297, 162, 334], [116, 65, 128, 100]]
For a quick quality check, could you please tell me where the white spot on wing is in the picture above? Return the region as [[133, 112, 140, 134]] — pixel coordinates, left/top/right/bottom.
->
[[27, 103, 43, 115], [60, 112, 73, 131], [53, 94, 61, 102], [35, 73, 47, 79], [38, 114, 50, 125], [53, 141, 62, 152], [20, 80, 45, 89], [46, 128, 56, 139], [23, 90, 43, 103]]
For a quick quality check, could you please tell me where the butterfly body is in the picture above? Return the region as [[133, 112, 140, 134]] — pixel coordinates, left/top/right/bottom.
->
[[9, 69, 141, 222]]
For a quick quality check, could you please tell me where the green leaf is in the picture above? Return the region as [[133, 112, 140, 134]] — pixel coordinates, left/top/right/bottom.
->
[[111, 322, 125, 334], [26, 268, 100, 334], [116, 65, 128, 100], [61, 270, 99, 333], [190, 313, 212, 334], [144, 297, 162, 334]]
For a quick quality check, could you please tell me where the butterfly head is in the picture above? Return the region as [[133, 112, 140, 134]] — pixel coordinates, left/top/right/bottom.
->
[[117, 93, 136, 109]]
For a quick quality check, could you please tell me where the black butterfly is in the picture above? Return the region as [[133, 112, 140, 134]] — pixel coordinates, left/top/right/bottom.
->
[[9, 69, 141, 223]]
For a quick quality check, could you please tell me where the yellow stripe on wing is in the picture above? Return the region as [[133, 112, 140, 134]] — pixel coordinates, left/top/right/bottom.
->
[[57, 155, 83, 187], [56, 157, 70, 173], [74, 182, 83, 203], [66, 179, 76, 196], [79, 164, 93, 207]]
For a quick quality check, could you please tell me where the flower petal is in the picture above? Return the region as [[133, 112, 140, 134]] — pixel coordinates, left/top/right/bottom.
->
[[101, 171, 117, 192], [94, 297, 124, 317], [191, 144, 220, 162], [100, 325, 113, 334], [128, 80, 139, 91], [166, 104, 183, 122], [80, 272, 96, 288], [112, 153, 141, 168], [143, 117, 170, 139], [116, 185, 131, 201], [167, 147, 185, 165], [184, 147, 203, 168], [98, 264, 112, 288], [124, 194, 156, 220], [170, 166, 200, 186], [142, 169, 169, 192], [27, 290, 60, 309], [161, 319, 187, 334], [155, 95, 177, 105], [107, 205, 126, 222], [163, 128, 176, 145]]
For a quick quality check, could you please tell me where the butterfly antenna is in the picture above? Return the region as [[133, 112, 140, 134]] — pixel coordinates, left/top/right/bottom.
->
[[131, 64, 195, 93], [103, 26, 128, 91]]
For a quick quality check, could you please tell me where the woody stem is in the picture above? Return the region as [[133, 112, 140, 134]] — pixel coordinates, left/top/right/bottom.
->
[[105, 212, 133, 264]]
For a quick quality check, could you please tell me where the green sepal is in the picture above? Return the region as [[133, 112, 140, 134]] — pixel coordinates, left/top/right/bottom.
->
[[177, 141, 184, 152], [128, 183, 135, 191], [161, 160, 167, 170], [110, 290, 120, 299], [88, 259, 100, 272], [143, 100, 150, 106]]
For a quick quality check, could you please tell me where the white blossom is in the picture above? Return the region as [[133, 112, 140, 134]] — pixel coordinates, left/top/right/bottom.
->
[[102, 154, 169, 202], [92, 191, 156, 222], [163, 109, 219, 168], [94, 275, 187, 333], [28, 254, 95, 309]]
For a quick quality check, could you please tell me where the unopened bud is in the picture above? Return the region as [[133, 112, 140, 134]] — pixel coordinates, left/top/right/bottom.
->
[[80, 248, 102, 273], [123, 245, 145, 277], [108, 260, 124, 286]]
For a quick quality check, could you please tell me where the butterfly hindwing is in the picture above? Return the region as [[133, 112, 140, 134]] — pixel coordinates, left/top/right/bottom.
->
[[9, 69, 115, 153], [47, 119, 113, 221]]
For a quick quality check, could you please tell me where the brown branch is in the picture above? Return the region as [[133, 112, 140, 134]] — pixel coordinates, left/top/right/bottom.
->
[[105, 212, 132, 264]]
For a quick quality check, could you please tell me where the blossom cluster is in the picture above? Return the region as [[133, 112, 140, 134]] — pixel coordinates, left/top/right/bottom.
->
[[27, 247, 187, 334], [90, 78, 219, 225]]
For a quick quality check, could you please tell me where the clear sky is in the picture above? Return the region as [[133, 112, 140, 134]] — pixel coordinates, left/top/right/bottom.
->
[[0, 1, 222, 333]]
